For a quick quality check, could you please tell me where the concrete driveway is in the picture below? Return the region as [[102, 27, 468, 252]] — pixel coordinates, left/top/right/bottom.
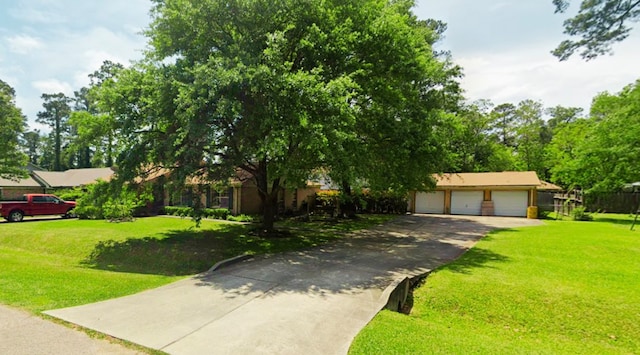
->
[[45, 214, 541, 355]]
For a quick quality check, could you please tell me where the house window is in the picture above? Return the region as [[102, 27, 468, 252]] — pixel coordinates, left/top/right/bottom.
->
[[177, 189, 193, 207], [209, 189, 229, 208]]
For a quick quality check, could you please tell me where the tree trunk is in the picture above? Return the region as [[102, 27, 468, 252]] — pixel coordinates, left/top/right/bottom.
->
[[254, 160, 280, 233], [341, 181, 357, 219]]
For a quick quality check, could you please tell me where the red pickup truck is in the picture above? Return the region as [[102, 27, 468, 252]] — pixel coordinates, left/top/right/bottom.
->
[[0, 194, 77, 222]]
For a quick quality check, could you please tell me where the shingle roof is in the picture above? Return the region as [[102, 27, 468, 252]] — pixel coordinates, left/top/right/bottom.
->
[[435, 171, 541, 188], [538, 180, 563, 191], [0, 176, 42, 188], [32, 168, 115, 188]]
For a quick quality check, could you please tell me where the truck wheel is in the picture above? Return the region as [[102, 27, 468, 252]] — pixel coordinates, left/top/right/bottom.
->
[[8, 210, 24, 222], [64, 210, 77, 219]]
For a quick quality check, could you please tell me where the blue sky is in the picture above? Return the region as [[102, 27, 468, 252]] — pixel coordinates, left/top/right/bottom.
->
[[1, 0, 639, 132]]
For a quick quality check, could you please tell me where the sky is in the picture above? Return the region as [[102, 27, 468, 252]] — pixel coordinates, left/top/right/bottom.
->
[[1, 0, 639, 133]]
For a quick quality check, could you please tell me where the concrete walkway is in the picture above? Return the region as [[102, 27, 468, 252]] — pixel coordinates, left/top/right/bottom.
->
[[45, 214, 541, 355], [0, 304, 140, 355]]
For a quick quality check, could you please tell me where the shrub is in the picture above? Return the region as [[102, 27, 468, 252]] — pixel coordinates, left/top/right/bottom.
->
[[203, 208, 230, 220], [312, 190, 407, 216], [56, 187, 85, 201], [75, 180, 152, 222], [571, 206, 593, 221], [227, 214, 254, 222], [163, 206, 192, 217], [163, 206, 233, 221]]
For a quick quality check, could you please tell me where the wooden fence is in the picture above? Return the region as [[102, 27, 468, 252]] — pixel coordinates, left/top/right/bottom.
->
[[538, 190, 640, 215]]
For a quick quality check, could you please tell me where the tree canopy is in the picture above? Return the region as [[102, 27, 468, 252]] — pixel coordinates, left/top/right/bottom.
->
[[36, 93, 72, 171], [0, 79, 28, 180], [553, 0, 640, 60], [105, 0, 461, 229], [548, 79, 640, 191]]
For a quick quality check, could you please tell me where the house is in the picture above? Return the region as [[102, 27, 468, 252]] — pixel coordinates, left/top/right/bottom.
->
[[409, 171, 541, 217], [0, 166, 115, 200], [141, 167, 321, 216], [0, 175, 45, 200], [31, 168, 115, 189]]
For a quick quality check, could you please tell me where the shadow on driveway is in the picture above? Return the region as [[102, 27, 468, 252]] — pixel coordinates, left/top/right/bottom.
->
[[46, 214, 541, 355]]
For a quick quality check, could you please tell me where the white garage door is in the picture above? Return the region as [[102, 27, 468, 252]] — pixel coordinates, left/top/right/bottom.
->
[[415, 191, 445, 214], [451, 191, 483, 215], [493, 191, 529, 217]]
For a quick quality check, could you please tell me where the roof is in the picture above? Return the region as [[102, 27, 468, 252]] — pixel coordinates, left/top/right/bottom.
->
[[435, 171, 541, 188], [0, 175, 42, 188], [538, 180, 563, 191], [32, 168, 115, 188]]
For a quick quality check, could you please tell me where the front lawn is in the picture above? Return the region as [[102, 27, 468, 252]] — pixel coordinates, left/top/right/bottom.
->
[[0, 215, 394, 313], [350, 215, 640, 354]]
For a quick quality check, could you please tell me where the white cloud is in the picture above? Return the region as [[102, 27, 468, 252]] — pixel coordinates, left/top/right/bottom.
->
[[453, 35, 640, 112], [8, 2, 66, 25], [32, 79, 74, 96], [6, 34, 44, 54]]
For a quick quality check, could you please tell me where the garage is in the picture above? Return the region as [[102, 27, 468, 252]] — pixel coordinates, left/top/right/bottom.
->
[[409, 172, 541, 217], [451, 190, 483, 215], [415, 191, 445, 214], [492, 190, 529, 217]]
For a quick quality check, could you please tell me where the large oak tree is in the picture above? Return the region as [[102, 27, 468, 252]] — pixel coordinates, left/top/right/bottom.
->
[[106, 0, 460, 230]]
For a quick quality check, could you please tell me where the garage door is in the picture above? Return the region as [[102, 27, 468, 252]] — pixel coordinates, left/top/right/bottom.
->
[[492, 191, 528, 217], [415, 191, 445, 214], [451, 191, 483, 215]]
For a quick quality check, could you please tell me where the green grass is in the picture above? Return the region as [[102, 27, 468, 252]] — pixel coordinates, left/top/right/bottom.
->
[[0, 214, 394, 313], [350, 216, 640, 355]]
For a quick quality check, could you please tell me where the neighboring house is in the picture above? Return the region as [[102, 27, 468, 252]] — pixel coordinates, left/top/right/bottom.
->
[[0, 163, 47, 199], [31, 168, 115, 189], [0, 175, 45, 200], [409, 171, 541, 217], [0, 167, 115, 200]]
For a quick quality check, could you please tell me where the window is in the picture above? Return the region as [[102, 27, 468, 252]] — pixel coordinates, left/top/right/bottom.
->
[[209, 189, 229, 208]]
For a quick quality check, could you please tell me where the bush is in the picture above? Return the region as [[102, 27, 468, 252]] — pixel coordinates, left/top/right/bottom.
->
[[227, 214, 254, 222], [75, 180, 152, 222], [163, 206, 233, 221], [571, 206, 593, 221], [163, 206, 192, 217], [203, 208, 230, 220], [56, 187, 85, 201], [312, 190, 407, 216]]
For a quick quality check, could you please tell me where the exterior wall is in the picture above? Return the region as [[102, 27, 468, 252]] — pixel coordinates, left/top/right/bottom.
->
[[0, 187, 45, 200], [240, 185, 263, 215]]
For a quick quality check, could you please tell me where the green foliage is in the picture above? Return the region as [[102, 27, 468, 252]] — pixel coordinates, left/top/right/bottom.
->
[[75, 180, 151, 221], [443, 100, 516, 173], [553, 0, 640, 60], [351, 217, 640, 354], [512, 100, 549, 179], [163, 206, 233, 220], [36, 93, 72, 171], [570, 206, 593, 221], [55, 187, 85, 201], [549, 80, 640, 192], [226, 214, 254, 222], [314, 190, 407, 215], [0, 79, 28, 180], [106, 0, 461, 231]]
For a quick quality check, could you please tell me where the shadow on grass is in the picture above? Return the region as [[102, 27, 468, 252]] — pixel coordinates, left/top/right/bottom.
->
[[81, 223, 344, 276], [593, 217, 636, 226], [439, 247, 510, 274]]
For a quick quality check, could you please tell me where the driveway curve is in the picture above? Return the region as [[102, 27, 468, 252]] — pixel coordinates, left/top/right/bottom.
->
[[45, 214, 541, 355]]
